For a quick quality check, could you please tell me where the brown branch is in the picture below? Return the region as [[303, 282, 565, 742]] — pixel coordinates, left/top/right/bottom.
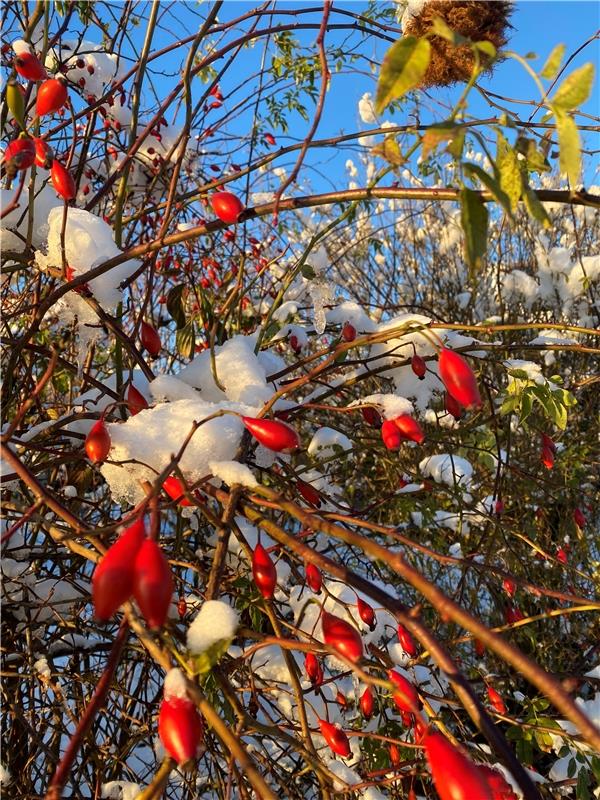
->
[[45, 620, 129, 800]]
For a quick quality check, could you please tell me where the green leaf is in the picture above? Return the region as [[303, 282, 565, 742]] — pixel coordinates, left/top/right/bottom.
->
[[301, 263, 316, 279], [375, 36, 431, 113], [541, 43, 566, 79], [166, 283, 187, 329], [191, 636, 235, 675], [372, 135, 405, 166], [176, 320, 195, 359], [523, 184, 551, 228], [499, 396, 520, 416], [577, 767, 590, 800], [430, 16, 469, 46], [552, 62, 594, 109], [520, 390, 533, 426], [474, 40, 497, 59], [552, 106, 581, 185], [568, 758, 577, 779], [496, 132, 522, 213], [463, 163, 511, 216], [459, 187, 488, 272]]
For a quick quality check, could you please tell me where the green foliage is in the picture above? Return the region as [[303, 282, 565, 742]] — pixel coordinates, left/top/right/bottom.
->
[[375, 36, 431, 113], [459, 187, 488, 271], [540, 43, 566, 79]]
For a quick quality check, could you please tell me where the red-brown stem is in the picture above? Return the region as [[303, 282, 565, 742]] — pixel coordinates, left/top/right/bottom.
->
[[45, 620, 129, 800]]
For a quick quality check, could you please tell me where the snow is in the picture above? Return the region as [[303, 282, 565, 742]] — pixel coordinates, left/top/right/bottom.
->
[[308, 427, 353, 457], [45, 40, 124, 101], [163, 668, 189, 701], [358, 92, 377, 124], [176, 334, 277, 406], [186, 600, 240, 654], [400, 0, 428, 31], [272, 301, 299, 322], [1, 177, 62, 251], [0, 765, 11, 785], [101, 398, 245, 505], [353, 393, 414, 420], [11, 39, 33, 55], [326, 301, 378, 334], [419, 454, 474, 487], [37, 208, 140, 308], [34, 656, 51, 680], [101, 782, 144, 800], [328, 760, 361, 789], [210, 460, 257, 488]]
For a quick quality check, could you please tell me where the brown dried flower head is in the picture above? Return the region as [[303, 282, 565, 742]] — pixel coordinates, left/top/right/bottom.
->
[[404, 0, 513, 88]]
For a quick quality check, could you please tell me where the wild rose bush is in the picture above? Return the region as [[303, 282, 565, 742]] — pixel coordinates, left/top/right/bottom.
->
[[1, 2, 599, 799]]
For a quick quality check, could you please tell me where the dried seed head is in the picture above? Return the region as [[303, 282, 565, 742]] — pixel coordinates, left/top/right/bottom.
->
[[404, 0, 513, 89]]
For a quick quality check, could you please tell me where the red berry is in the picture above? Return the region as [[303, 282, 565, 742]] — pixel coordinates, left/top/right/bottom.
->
[[502, 578, 516, 598], [163, 475, 192, 507], [444, 390, 464, 420], [242, 416, 299, 453], [381, 419, 402, 450], [297, 479, 321, 507], [341, 322, 356, 342], [126, 384, 148, 416], [85, 419, 111, 463], [210, 191, 245, 224], [264, 132, 276, 146], [357, 598, 376, 631], [252, 543, 277, 599], [158, 696, 203, 766], [50, 159, 76, 200], [140, 321, 161, 357], [36, 78, 68, 116], [289, 334, 301, 354], [92, 518, 146, 620], [393, 415, 425, 444], [424, 732, 492, 800], [556, 547, 568, 565], [318, 718, 351, 757], [541, 445, 554, 470], [389, 743, 401, 767], [177, 597, 187, 618], [15, 51, 47, 81], [477, 766, 518, 800], [336, 690, 347, 708], [362, 406, 382, 427], [387, 670, 421, 714], [305, 562, 323, 593], [438, 348, 482, 410], [397, 624, 418, 658], [2, 138, 36, 172], [305, 652, 323, 685], [411, 354, 427, 380], [573, 507, 585, 528], [133, 539, 174, 629], [487, 686, 507, 715], [360, 686, 374, 719], [474, 638, 486, 657], [321, 610, 363, 663], [33, 137, 53, 168], [505, 604, 524, 625]]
